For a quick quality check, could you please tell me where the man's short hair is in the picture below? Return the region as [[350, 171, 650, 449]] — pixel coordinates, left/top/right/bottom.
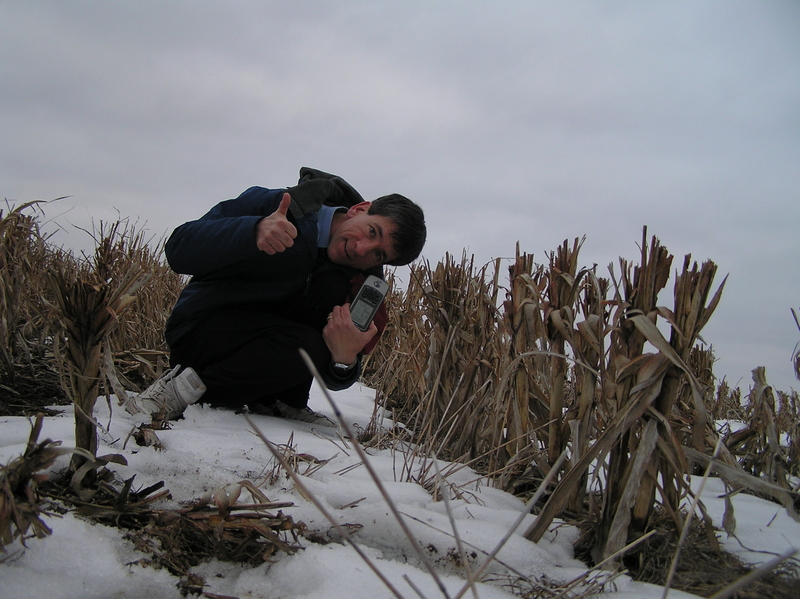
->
[[368, 194, 426, 266]]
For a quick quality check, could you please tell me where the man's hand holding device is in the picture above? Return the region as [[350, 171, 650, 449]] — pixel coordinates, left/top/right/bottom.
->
[[323, 275, 388, 371]]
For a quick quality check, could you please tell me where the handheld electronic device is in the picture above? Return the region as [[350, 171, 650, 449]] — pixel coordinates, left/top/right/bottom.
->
[[349, 275, 389, 332]]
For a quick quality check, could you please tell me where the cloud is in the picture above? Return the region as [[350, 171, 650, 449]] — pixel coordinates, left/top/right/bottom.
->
[[1, 0, 799, 390]]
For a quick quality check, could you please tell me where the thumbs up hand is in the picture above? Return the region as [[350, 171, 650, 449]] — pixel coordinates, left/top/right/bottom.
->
[[256, 193, 298, 254]]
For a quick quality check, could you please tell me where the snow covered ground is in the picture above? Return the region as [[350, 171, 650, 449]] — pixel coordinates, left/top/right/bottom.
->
[[1, 382, 798, 599]]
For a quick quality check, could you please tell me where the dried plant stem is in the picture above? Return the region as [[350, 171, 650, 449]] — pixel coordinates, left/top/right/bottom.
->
[[707, 548, 798, 599], [300, 348, 452, 599], [660, 436, 723, 599], [452, 448, 569, 599], [403, 573, 431, 599], [49, 267, 148, 469], [527, 355, 670, 543], [558, 530, 657, 596], [430, 453, 479, 598], [244, 414, 408, 599], [791, 308, 800, 382]]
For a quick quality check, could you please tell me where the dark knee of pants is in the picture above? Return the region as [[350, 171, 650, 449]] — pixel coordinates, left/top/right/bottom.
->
[[167, 313, 333, 410]]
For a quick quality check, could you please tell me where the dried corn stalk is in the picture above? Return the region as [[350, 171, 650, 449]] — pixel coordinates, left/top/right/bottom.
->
[[499, 239, 605, 512], [414, 253, 503, 464], [95, 220, 185, 355], [543, 237, 586, 465], [48, 223, 150, 470], [362, 267, 430, 411], [724, 367, 791, 487], [0, 201, 51, 383], [793, 308, 800, 382], [367, 228, 728, 570]]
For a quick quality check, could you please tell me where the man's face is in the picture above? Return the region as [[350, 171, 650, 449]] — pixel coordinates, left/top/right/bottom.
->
[[327, 202, 398, 270]]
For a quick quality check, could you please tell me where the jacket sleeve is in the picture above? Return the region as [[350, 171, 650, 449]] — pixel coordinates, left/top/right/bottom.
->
[[323, 357, 364, 391], [165, 187, 284, 276]]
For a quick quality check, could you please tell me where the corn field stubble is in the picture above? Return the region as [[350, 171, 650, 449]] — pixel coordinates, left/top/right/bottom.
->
[[362, 230, 800, 587], [2, 202, 799, 597]]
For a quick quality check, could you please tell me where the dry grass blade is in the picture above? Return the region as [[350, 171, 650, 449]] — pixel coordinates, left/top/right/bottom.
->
[[707, 548, 799, 599], [661, 436, 723, 599], [430, 453, 479, 598], [300, 348, 452, 598], [244, 414, 409, 599], [404, 573, 431, 599], [451, 447, 569, 599]]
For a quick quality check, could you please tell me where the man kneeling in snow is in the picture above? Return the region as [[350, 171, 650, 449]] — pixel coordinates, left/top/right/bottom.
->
[[125, 167, 426, 426]]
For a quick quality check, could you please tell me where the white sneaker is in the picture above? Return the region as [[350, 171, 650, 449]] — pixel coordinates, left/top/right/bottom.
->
[[124, 365, 206, 420], [274, 400, 336, 428]]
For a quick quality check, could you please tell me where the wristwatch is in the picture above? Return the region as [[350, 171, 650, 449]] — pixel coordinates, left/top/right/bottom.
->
[[332, 359, 356, 372]]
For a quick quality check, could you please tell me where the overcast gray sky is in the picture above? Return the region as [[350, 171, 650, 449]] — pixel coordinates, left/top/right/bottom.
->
[[2, 1, 799, 392]]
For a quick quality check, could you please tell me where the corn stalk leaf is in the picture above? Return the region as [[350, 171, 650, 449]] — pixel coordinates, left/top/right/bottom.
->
[[630, 313, 708, 450], [527, 353, 671, 542], [603, 418, 660, 560], [683, 447, 800, 519]]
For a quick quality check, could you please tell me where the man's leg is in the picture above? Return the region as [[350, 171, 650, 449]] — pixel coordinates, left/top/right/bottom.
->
[[169, 310, 329, 410], [169, 268, 353, 411]]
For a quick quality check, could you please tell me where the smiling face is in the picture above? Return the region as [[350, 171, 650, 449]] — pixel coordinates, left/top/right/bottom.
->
[[327, 202, 398, 270]]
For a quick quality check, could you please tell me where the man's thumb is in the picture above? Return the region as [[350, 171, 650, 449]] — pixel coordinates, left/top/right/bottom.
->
[[277, 192, 292, 216]]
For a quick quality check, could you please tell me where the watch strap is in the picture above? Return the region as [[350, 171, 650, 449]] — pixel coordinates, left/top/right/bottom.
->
[[332, 359, 356, 372]]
